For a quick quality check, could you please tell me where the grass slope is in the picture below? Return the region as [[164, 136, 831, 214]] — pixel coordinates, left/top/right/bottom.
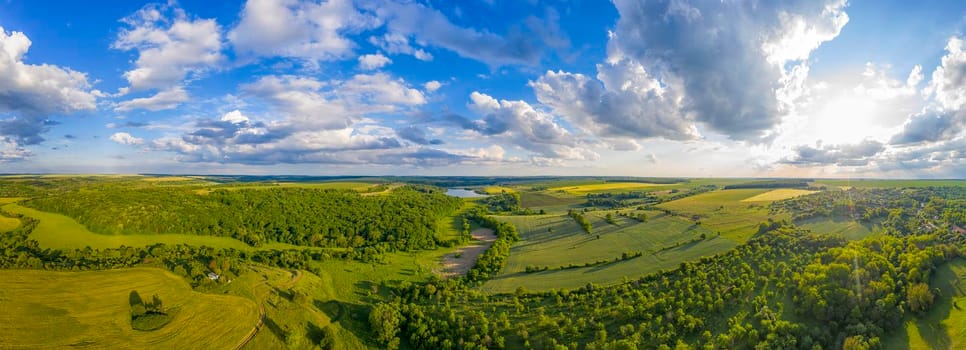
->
[[0, 268, 258, 349], [886, 259, 966, 350], [2, 203, 307, 251]]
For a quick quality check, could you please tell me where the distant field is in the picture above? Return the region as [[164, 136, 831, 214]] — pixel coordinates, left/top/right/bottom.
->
[[741, 189, 817, 202], [551, 182, 670, 194], [1, 203, 307, 251], [798, 217, 879, 241], [481, 186, 517, 194], [885, 258, 966, 350], [657, 189, 778, 241], [0, 197, 23, 204], [0, 268, 258, 349], [519, 191, 584, 212], [816, 179, 966, 188], [196, 181, 382, 194]]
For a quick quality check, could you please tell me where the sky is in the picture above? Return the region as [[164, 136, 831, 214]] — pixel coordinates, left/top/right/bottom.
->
[[0, 0, 964, 178]]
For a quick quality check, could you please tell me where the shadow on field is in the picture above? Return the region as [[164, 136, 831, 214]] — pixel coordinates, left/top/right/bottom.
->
[[315, 300, 344, 322], [263, 316, 286, 341]]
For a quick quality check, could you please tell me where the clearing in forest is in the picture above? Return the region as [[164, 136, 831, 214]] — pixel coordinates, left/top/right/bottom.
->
[[741, 189, 817, 202], [439, 228, 497, 278], [0, 268, 258, 349]]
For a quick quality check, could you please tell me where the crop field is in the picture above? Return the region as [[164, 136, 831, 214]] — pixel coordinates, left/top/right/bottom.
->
[[657, 189, 780, 241], [519, 191, 584, 212], [741, 189, 817, 202], [480, 236, 736, 293], [496, 213, 713, 270], [550, 182, 671, 194], [798, 217, 880, 241], [886, 259, 966, 350], [1, 203, 308, 251], [480, 186, 517, 194], [0, 268, 258, 349], [196, 181, 383, 194]]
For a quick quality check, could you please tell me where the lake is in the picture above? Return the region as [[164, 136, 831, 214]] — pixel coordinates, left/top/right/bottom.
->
[[445, 188, 488, 198]]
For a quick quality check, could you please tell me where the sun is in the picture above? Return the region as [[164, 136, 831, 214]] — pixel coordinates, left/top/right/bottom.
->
[[809, 94, 886, 145]]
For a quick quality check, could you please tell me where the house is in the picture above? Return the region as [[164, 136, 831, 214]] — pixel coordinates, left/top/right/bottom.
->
[[207, 272, 220, 280]]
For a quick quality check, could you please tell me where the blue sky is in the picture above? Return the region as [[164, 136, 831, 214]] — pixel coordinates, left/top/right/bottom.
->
[[0, 0, 964, 177]]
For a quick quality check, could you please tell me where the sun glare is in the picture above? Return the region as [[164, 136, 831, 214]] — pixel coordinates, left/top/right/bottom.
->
[[810, 94, 885, 145]]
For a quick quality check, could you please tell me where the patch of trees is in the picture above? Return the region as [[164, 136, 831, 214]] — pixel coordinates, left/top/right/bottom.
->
[[567, 210, 592, 234], [586, 191, 658, 208], [25, 185, 462, 250], [130, 291, 172, 331], [478, 192, 521, 212]]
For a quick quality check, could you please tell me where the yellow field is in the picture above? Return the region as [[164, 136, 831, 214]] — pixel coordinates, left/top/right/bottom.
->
[[550, 182, 669, 194], [740, 189, 817, 202], [0, 216, 19, 232], [0, 197, 23, 205], [0, 268, 259, 349], [481, 186, 517, 194]]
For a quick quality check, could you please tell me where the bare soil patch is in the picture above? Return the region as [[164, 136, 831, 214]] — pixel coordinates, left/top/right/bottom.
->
[[439, 228, 497, 278]]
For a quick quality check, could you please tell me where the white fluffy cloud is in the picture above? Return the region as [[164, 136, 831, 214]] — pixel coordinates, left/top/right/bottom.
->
[[110, 132, 144, 145], [112, 4, 224, 91], [114, 87, 189, 112], [358, 53, 391, 70], [424, 80, 442, 93], [0, 26, 97, 156], [463, 91, 597, 162], [892, 36, 966, 144], [533, 0, 848, 143], [229, 0, 378, 62], [153, 73, 441, 165]]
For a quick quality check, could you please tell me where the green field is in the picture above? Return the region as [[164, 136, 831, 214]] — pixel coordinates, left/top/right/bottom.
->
[[798, 217, 880, 241], [0, 268, 259, 349], [657, 189, 778, 241], [480, 236, 736, 293], [519, 191, 584, 212], [478, 212, 732, 292], [886, 259, 966, 350], [1, 203, 308, 251]]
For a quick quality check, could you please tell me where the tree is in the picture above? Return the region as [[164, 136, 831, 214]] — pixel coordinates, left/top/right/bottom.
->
[[907, 283, 934, 313], [369, 303, 402, 349]]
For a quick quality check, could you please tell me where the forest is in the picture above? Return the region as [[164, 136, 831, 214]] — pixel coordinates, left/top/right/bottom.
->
[[25, 185, 462, 250]]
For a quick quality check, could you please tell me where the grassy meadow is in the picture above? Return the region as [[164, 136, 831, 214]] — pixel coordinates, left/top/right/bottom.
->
[[0, 268, 258, 349]]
